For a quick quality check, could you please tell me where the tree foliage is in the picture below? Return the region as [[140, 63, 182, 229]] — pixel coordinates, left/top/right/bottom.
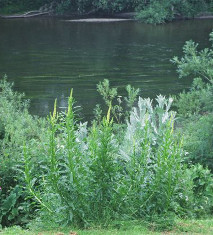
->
[[0, 0, 213, 23], [136, 0, 213, 23]]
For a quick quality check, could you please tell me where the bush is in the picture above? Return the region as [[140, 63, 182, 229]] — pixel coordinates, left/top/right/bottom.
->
[[0, 77, 47, 227], [180, 114, 213, 171], [96, 79, 140, 124], [172, 31, 213, 172], [54, 0, 134, 15], [174, 78, 213, 117], [0, 0, 52, 13], [186, 164, 213, 217], [136, 1, 174, 24], [136, 0, 212, 24], [172, 33, 213, 84]]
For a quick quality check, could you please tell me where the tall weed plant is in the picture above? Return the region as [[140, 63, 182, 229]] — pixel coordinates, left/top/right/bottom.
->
[[119, 96, 189, 219]]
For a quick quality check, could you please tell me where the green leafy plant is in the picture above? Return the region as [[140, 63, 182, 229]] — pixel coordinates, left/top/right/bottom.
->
[[181, 114, 213, 171], [136, 0, 173, 24], [172, 32, 213, 84], [172, 31, 213, 172], [0, 77, 47, 227], [96, 79, 140, 123], [119, 96, 188, 218], [174, 78, 213, 117], [187, 164, 213, 216], [136, 0, 212, 24], [0, 185, 31, 227]]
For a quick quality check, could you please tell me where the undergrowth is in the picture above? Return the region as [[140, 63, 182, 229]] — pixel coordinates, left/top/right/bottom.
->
[[22, 85, 213, 229]]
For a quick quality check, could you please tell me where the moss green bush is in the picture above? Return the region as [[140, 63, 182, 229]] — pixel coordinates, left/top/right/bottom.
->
[[0, 77, 48, 227], [172, 31, 213, 172]]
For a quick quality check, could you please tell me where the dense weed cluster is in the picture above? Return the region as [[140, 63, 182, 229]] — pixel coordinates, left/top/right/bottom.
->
[[0, 78, 212, 229], [23, 92, 187, 228]]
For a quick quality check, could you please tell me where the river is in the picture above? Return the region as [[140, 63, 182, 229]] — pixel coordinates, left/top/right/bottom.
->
[[0, 17, 212, 119]]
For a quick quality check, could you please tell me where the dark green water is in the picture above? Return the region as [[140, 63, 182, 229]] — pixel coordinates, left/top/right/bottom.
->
[[0, 17, 212, 119]]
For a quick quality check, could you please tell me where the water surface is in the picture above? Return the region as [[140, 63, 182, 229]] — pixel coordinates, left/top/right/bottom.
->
[[0, 17, 212, 119]]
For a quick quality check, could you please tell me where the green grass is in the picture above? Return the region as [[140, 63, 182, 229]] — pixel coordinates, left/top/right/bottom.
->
[[1, 218, 213, 235]]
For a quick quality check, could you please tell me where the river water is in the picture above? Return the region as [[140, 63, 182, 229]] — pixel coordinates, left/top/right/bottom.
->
[[0, 17, 212, 119]]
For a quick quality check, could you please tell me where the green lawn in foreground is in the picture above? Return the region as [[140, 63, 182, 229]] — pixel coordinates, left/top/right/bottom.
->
[[1, 218, 213, 235]]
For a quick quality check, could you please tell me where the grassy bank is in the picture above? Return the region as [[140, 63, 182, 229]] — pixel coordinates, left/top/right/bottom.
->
[[1, 218, 213, 234]]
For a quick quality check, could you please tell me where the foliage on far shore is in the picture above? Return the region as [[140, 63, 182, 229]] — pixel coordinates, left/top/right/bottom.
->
[[136, 0, 213, 24], [0, 0, 213, 24]]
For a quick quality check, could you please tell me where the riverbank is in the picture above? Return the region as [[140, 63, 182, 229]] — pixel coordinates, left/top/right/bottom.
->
[[1, 218, 213, 234], [1, 11, 213, 21], [1, 0, 213, 23]]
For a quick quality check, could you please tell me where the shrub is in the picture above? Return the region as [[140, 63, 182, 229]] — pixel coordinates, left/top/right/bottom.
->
[[172, 31, 213, 171], [186, 164, 213, 217], [136, 0, 212, 24], [0, 77, 47, 227], [24, 93, 121, 227], [136, 1, 174, 24], [0, 0, 52, 13], [180, 114, 213, 171], [171, 32, 213, 84], [174, 78, 213, 117]]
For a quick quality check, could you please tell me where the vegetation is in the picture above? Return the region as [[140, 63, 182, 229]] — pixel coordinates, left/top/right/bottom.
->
[[172, 31, 213, 171], [0, 77, 48, 227], [0, 0, 213, 23], [136, 0, 213, 24], [0, 19, 213, 235], [0, 0, 52, 14]]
